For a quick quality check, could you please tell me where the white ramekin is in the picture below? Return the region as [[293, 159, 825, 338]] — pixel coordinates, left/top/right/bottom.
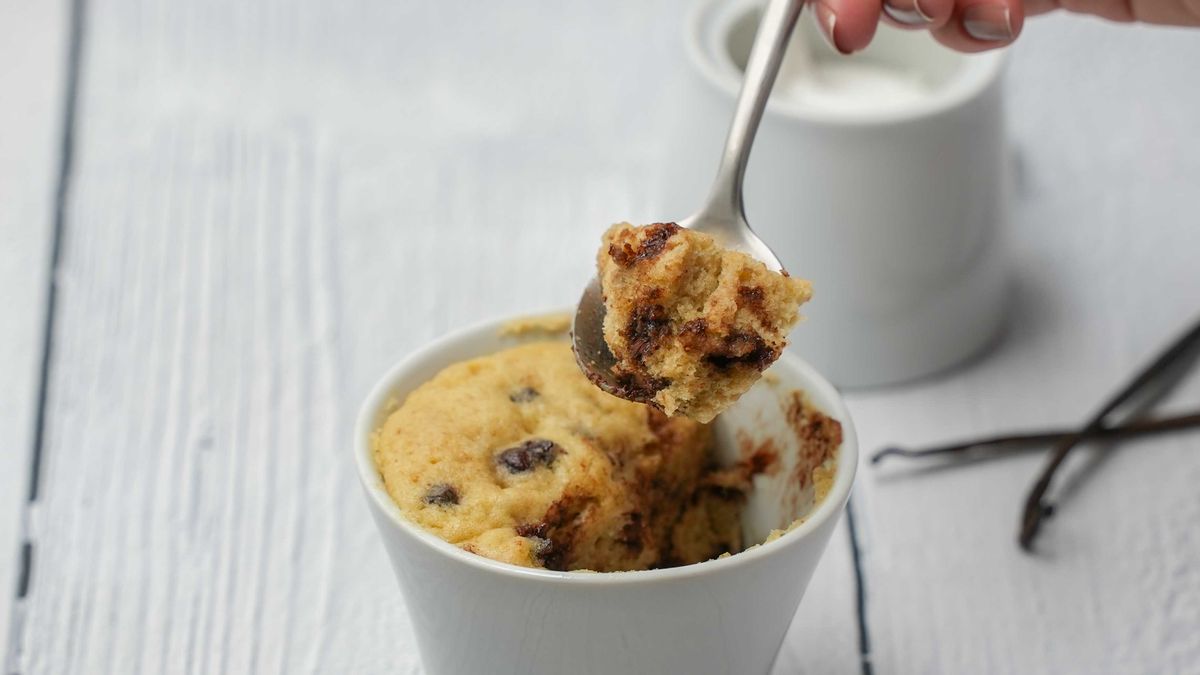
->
[[658, 0, 1011, 388], [354, 313, 859, 675]]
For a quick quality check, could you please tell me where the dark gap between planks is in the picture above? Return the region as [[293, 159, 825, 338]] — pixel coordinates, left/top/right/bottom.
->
[[7, 0, 88, 668], [846, 500, 874, 675]]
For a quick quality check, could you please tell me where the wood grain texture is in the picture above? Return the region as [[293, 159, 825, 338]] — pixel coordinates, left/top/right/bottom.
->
[[14, 1, 1200, 673], [850, 17, 1200, 674], [0, 0, 67, 665], [6, 1, 863, 672]]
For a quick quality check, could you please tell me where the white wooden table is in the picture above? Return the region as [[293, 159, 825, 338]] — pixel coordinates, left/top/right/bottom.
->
[[2, 1, 1199, 673]]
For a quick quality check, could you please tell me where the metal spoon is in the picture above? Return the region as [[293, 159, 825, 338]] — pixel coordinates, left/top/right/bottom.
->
[[573, 0, 805, 396]]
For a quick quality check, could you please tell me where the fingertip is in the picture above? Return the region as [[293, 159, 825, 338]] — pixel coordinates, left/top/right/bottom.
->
[[883, 0, 955, 29], [816, 0, 882, 53], [933, 0, 1024, 51]]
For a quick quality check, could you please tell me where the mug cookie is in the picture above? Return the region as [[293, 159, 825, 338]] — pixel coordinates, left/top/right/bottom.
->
[[372, 341, 748, 571]]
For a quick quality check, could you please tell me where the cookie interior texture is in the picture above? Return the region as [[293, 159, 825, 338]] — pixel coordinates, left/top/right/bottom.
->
[[372, 341, 749, 572], [597, 222, 813, 423]]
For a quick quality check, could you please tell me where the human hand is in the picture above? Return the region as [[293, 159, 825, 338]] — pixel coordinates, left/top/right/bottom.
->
[[811, 0, 1200, 53]]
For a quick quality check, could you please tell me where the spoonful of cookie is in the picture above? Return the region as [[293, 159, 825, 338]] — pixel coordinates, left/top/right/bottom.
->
[[573, 0, 810, 422]]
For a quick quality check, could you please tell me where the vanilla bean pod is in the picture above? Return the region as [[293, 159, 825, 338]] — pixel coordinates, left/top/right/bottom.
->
[[872, 412, 1200, 464], [1019, 316, 1200, 551]]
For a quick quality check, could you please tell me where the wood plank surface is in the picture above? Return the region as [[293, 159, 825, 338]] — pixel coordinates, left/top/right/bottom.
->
[[0, 0, 68, 665], [849, 17, 1200, 674], [6, 2, 863, 672], [9, 2, 1200, 673]]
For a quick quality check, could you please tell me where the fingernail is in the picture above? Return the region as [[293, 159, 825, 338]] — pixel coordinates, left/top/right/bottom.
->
[[813, 2, 850, 54], [883, 0, 933, 25], [962, 4, 1013, 41]]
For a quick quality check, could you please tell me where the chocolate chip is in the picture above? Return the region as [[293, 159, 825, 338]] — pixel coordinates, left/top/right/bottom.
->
[[678, 320, 779, 371], [608, 222, 680, 267], [508, 386, 539, 403], [515, 522, 548, 538], [618, 511, 645, 552], [422, 483, 459, 506], [677, 318, 709, 352], [703, 331, 777, 371], [737, 285, 765, 308], [496, 439, 562, 473], [623, 303, 670, 363], [737, 286, 772, 323], [609, 370, 670, 403], [518, 495, 589, 570]]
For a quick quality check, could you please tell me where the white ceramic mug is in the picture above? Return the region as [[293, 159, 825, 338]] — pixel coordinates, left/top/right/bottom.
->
[[658, 0, 1010, 387], [354, 313, 859, 675]]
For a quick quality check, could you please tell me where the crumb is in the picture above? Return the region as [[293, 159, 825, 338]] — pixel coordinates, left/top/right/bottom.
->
[[499, 313, 572, 337]]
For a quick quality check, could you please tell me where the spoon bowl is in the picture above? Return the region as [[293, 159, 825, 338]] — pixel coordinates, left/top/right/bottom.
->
[[676, 210, 787, 272], [572, 277, 621, 397]]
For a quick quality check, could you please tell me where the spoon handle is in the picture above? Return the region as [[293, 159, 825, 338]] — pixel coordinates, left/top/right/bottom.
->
[[699, 0, 805, 230]]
